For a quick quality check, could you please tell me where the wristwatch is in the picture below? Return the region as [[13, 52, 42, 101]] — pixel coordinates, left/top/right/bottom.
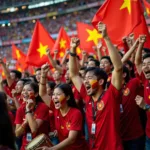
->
[[25, 110, 32, 114], [144, 104, 150, 111]]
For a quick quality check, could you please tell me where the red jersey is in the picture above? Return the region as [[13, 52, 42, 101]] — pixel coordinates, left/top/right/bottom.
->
[[54, 107, 88, 150], [120, 78, 144, 141], [80, 83, 123, 150], [15, 102, 50, 150]]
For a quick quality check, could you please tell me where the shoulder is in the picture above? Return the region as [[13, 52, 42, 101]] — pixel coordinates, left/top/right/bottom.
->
[[37, 102, 49, 110]]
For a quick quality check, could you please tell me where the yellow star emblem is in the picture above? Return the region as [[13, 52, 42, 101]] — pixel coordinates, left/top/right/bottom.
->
[[120, 0, 131, 14], [16, 50, 21, 59], [59, 38, 66, 49], [37, 43, 48, 58], [59, 51, 65, 58], [86, 29, 102, 45], [17, 67, 22, 72], [77, 47, 81, 55], [146, 8, 150, 15]]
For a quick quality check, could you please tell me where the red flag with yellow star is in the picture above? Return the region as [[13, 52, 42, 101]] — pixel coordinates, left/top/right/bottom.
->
[[51, 27, 70, 59], [92, 0, 143, 44], [26, 20, 55, 67], [12, 44, 28, 70], [143, 0, 150, 16], [77, 22, 102, 53]]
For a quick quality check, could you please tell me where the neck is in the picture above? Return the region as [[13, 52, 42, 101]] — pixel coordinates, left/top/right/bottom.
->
[[92, 87, 104, 102], [60, 104, 70, 117]]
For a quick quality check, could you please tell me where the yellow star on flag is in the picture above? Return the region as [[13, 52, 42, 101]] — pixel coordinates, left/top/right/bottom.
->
[[59, 39, 66, 49], [16, 50, 21, 59], [120, 0, 131, 14], [37, 42, 48, 58], [86, 29, 102, 45], [77, 47, 81, 55], [59, 51, 65, 58]]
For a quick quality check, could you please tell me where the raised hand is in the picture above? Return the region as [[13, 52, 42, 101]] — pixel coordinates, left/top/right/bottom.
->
[[97, 22, 108, 38], [70, 37, 80, 49], [139, 35, 146, 44], [135, 95, 146, 109], [41, 63, 50, 75]]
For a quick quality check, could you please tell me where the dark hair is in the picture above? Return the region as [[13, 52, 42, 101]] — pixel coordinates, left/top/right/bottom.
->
[[88, 55, 94, 60], [55, 84, 77, 108], [35, 68, 41, 72], [101, 56, 113, 65], [11, 70, 22, 79], [125, 60, 135, 78], [24, 82, 43, 103], [47, 81, 56, 91], [118, 51, 124, 58], [29, 75, 38, 83], [24, 71, 30, 78], [85, 67, 108, 89], [80, 67, 87, 71], [143, 48, 150, 53], [19, 78, 32, 85], [123, 65, 130, 83], [143, 53, 150, 60], [56, 60, 60, 65], [0, 92, 16, 150], [89, 59, 100, 67]]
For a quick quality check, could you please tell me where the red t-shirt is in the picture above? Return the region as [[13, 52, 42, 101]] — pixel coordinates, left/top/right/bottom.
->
[[80, 83, 123, 150], [120, 78, 144, 141], [15, 102, 50, 150], [54, 107, 88, 150], [139, 73, 150, 138]]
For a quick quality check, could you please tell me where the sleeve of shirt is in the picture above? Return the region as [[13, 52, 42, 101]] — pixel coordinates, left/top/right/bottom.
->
[[70, 109, 83, 131], [15, 107, 23, 124], [36, 103, 49, 121]]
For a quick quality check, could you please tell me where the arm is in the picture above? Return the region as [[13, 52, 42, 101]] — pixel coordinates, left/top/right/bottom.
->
[[80, 51, 88, 67], [39, 63, 51, 107], [98, 22, 123, 90], [121, 38, 139, 63], [46, 49, 63, 74], [69, 38, 83, 92], [0, 58, 14, 87], [61, 49, 70, 67], [134, 35, 146, 75], [53, 50, 58, 62]]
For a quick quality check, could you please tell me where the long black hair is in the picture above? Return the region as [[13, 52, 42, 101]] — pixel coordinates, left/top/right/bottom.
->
[[0, 92, 16, 150], [55, 83, 78, 108]]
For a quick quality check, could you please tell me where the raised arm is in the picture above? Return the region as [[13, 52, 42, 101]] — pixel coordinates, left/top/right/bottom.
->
[[69, 38, 83, 92], [121, 38, 139, 64], [134, 35, 146, 75], [80, 50, 88, 67], [0, 58, 14, 87], [98, 22, 123, 90], [39, 63, 51, 107], [61, 49, 70, 67], [46, 49, 63, 74]]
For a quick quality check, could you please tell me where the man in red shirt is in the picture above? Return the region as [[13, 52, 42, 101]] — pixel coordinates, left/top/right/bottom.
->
[[69, 22, 123, 150]]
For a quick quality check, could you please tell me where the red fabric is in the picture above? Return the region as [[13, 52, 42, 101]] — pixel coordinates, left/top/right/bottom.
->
[[15, 102, 50, 150], [76, 22, 101, 54], [120, 78, 144, 141], [80, 83, 123, 150], [51, 27, 70, 59], [143, 0, 150, 16], [54, 108, 88, 150], [26, 20, 55, 67], [12, 44, 28, 70], [92, 0, 143, 45], [6, 81, 17, 98]]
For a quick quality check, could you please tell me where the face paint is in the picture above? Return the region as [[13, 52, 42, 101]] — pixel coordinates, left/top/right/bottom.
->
[[89, 79, 98, 89], [29, 92, 35, 100], [59, 95, 67, 105]]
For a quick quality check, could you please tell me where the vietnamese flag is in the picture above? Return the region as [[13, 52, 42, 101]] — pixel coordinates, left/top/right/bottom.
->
[[51, 27, 70, 59], [92, 0, 143, 44], [12, 44, 28, 70], [26, 20, 55, 67], [77, 22, 102, 54], [143, 0, 150, 16]]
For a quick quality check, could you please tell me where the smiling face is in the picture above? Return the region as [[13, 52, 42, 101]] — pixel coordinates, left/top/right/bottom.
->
[[53, 70, 62, 81], [35, 70, 41, 83], [15, 80, 24, 94], [52, 88, 67, 110], [84, 71, 99, 96], [100, 58, 112, 74], [65, 70, 71, 84], [142, 57, 150, 80], [21, 84, 36, 102]]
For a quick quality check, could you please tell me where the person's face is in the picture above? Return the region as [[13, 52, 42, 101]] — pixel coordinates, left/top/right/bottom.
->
[[65, 70, 71, 84], [21, 84, 36, 102], [79, 70, 86, 79], [88, 61, 96, 68], [100, 58, 112, 73], [84, 71, 99, 96], [35, 70, 41, 82], [10, 72, 16, 80], [15, 81, 24, 94], [52, 88, 67, 109], [53, 70, 61, 81], [142, 57, 150, 80]]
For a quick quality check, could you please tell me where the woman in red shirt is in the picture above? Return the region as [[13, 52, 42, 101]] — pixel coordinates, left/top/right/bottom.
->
[[15, 82, 50, 150]]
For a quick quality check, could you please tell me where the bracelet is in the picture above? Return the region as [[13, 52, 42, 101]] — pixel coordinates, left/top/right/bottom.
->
[[25, 110, 32, 114], [70, 52, 77, 57], [40, 82, 46, 85], [144, 104, 150, 111]]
